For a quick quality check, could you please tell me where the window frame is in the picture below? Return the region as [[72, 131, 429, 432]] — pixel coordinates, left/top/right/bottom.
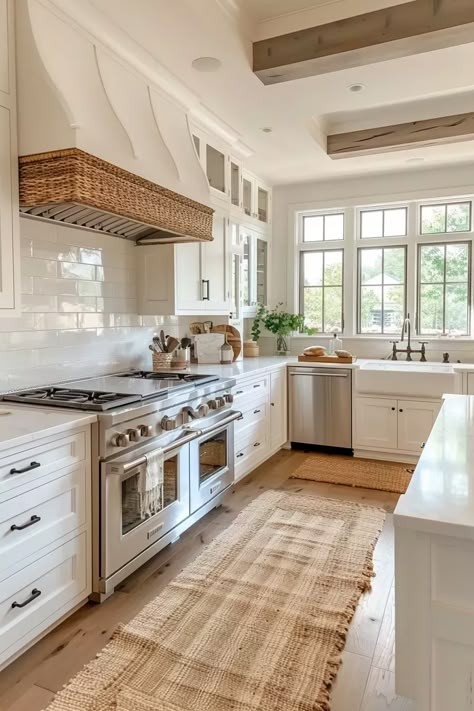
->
[[300, 209, 345, 244], [357, 245, 408, 335], [299, 247, 345, 334], [358, 205, 408, 240], [416, 240, 472, 337], [419, 200, 472, 236]]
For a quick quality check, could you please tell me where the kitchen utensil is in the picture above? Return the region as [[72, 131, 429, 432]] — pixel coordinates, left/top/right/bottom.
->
[[160, 330, 167, 352], [212, 325, 242, 361], [181, 337, 192, 349], [152, 335, 163, 352], [166, 336, 180, 353]]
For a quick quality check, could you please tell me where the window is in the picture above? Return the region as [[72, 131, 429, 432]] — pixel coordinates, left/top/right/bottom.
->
[[360, 207, 407, 239], [418, 242, 471, 336], [358, 246, 406, 334], [420, 202, 471, 235], [303, 213, 344, 242], [300, 249, 343, 333]]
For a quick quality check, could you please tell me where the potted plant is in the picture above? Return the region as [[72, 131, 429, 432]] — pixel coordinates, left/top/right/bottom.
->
[[252, 303, 305, 355]]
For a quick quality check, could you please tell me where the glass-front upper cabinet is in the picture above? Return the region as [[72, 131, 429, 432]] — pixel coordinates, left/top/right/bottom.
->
[[242, 231, 252, 308], [206, 144, 226, 194], [242, 174, 253, 218], [256, 238, 268, 305], [230, 160, 241, 208], [257, 186, 270, 224]]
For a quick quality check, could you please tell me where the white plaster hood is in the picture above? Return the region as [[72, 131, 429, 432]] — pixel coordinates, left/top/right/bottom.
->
[[15, 0, 220, 242]]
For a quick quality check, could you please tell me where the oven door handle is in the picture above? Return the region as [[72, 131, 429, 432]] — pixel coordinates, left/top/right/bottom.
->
[[115, 429, 203, 475], [186, 410, 242, 438]]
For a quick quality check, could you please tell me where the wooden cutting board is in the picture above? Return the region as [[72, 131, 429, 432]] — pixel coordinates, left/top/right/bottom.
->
[[298, 354, 354, 364]]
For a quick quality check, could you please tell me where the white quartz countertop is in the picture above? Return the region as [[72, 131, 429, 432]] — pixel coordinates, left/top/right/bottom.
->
[[0, 405, 96, 451], [190, 355, 361, 378], [394, 395, 474, 539]]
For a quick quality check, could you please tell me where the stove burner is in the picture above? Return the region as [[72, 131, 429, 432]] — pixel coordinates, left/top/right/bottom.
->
[[3, 387, 140, 411], [118, 371, 219, 385]]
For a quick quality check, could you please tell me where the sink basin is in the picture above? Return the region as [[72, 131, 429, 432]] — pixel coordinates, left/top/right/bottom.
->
[[356, 360, 460, 398]]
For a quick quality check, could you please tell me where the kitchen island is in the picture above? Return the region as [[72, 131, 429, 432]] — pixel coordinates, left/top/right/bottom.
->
[[394, 394, 474, 710]]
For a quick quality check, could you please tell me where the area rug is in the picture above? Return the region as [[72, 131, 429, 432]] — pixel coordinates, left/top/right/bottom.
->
[[292, 452, 413, 494], [46, 490, 385, 711]]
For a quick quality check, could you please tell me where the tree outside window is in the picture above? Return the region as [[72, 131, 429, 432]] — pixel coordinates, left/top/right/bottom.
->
[[418, 242, 470, 335], [300, 249, 343, 333]]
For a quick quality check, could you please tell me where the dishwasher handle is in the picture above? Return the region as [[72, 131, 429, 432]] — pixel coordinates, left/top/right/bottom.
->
[[289, 372, 349, 378]]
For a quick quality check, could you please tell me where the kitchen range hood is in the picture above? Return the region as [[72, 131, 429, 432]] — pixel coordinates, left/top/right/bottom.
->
[[15, 0, 214, 244]]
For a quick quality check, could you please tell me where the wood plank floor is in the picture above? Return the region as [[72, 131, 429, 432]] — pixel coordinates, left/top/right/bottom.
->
[[0, 449, 415, 711]]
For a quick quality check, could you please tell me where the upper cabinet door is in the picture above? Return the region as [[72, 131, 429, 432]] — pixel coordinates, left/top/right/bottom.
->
[[257, 184, 270, 224], [0, 0, 20, 315], [201, 210, 229, 312], [205, 144, 227, 198], [0, 0, 9, 97]]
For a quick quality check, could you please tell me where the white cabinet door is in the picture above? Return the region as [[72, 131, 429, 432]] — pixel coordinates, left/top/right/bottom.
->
[[200, 209, 229, 312], [270, 369, 287, 451], [0, 0, 9, 98], [397, 400, 440, 453], [354, 397, 398, 450], [0, 104, 16, 310], [175, 242, 203, 311]]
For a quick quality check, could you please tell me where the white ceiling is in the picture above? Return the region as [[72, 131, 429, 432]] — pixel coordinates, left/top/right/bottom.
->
[[89, 0, 474, 186]]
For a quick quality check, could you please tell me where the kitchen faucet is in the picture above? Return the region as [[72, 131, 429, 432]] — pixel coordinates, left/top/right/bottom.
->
[[389, 314, 428, 361]]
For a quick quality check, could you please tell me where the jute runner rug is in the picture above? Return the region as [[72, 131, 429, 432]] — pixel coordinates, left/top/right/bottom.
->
[[292, 453, 413, 494], [46, 490, 385, 711]]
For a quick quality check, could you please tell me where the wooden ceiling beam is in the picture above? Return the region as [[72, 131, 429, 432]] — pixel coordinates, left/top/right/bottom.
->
[[253, 0, 474, 84], [327, 112, 474, 158]]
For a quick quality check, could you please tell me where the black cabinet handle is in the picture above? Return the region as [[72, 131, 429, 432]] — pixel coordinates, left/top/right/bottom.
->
[[399, 409, 404, 413], [391, 407, 396, 411], [253, 384, 261, 389], [11, 515, 41, 532], [9, 461, 41, 475], [236, 453, 244, 459], [202, 279, 210, 301], [421, 442, 425, 449], [254, 442, 261, 448], [11, 588, 41, 609], [236, 390, 244, 395], [253, 409, 261, 414]]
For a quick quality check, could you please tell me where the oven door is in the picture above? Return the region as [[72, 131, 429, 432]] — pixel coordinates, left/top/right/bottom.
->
[[188, 411, 241, 514], [101, 434, 194, 580]]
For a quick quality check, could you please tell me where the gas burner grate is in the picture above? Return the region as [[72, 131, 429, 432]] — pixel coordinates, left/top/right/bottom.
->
[[118, 371, 219, 385], [3, 387, 140, 411]]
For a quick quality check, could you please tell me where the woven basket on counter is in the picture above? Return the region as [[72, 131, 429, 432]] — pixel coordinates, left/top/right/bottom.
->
[[152, 352, 174, 371]]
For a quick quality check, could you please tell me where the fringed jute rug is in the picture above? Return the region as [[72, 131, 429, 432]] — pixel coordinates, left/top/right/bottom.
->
[[292, 452, 413, 494], [46, 491, 385, 711]]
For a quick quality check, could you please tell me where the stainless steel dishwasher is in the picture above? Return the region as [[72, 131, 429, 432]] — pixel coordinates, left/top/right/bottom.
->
[[288, 366, 352, 450]]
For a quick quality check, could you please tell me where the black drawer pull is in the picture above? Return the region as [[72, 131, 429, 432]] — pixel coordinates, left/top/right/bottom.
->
[[236, 390, 244, 395], [253, 384, 261, 389], [254, 442, 261, 447], [9, 461, 41, 475], [253, 409, 261, 414], [11, 515, 41, 532], [236, 453, 244, 459], [11, 588, 41, 609]]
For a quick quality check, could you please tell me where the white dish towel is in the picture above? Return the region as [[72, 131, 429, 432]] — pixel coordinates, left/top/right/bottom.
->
[[139, 449, 164, 519]]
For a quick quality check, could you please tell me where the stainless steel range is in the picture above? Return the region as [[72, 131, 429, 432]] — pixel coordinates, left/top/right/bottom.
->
[[3, 370, 240, 601]]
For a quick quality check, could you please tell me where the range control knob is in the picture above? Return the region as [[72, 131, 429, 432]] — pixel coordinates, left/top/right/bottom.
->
[[224, 393, 234, 404], [138, 424, 153, 437], [197, 404, 209, 417], [215, 397, 226, 409], [126, 428, 141, 442], [161, 415, 177, 431], [207, 399, 218, 410], [112, 432, 130, 447]]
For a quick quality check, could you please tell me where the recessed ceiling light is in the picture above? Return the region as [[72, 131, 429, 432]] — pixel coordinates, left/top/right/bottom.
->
[[261, 127, 272, 133], [349, 83, 365, 93], [192, 57, 222, 72], [406, 157, 425, 164]]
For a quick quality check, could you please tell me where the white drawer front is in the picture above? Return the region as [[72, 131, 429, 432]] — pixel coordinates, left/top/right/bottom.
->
[[0, 533, 88, 665], [233, 375, 268, 409], [0, 432, 86, 498], [0, 466, 87, 580], [235, 432, 267, 480], [235, 404, 267, 448]]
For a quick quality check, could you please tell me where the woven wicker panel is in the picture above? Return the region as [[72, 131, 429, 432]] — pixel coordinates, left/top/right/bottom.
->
[[19, 149, 214, 242]]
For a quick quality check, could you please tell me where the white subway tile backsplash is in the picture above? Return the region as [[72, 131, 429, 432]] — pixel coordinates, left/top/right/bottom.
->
[[59, 262, 96, 280], [22, 257, 57, 278], [34, 313, 78, 330], [58, 296, 97, 313], [0, 218, 194, 391]]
